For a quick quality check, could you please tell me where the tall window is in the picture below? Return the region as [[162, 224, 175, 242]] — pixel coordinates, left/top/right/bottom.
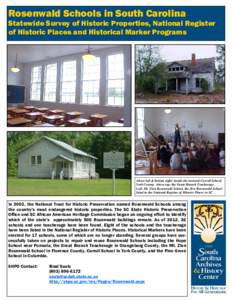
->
[[107, 53, 124, 106], [137, 108, 145, 138], [60, 60, 76, 103], [82, 57, 100, 105], [30, 66, 42, 101], [44, 63, 57, 102]]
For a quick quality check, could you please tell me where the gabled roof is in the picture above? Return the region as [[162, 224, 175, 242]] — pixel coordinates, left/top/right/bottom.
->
[[50, 154, 75, 162], [18, 136, 97, 159], [168, 61, 185, 67], [167, 57, 215, 73]]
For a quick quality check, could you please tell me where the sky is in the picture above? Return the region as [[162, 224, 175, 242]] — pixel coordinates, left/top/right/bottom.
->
[[158, 45, 218, 62]]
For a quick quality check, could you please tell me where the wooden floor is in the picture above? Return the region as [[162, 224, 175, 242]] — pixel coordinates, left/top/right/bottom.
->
[[136, 165, 225, 176]]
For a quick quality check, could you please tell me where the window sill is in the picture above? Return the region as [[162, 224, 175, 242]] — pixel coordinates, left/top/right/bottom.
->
[[105, 104, 124, 108], [80, 103, 100, 106]]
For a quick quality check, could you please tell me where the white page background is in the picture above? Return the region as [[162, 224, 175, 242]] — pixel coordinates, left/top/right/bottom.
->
[[0, 0, 231, 299]]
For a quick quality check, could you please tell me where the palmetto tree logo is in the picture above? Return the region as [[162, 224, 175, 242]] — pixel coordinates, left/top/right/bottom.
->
[[194, 204, 223, 244]]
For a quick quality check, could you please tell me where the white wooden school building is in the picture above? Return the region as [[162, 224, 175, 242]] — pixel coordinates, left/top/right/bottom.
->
[[18, 136, 97, 179]]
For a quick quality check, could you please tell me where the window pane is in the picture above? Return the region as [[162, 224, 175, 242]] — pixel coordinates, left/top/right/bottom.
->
[[61, 82, 76, 103], [137, 120, 145, 138], [83, 58, 100, 80], [82, 81, 99, 105], [31, 156, 36, 165], [31, 66, 42, 82], [31, 83, 41, 101], [44, 63, 57, 102], [44, 83, 56, 102], [82, 58, 100, 104], [61, 61, 76, 103], [137, 108, 145, 138], [45, 64, 57, 82], [137, 108, 144, 120], [108, 79, 124, 106], [108, 54, 124, 79], [30, 66, 42, 101], [37, 155, 42, 164], [62, 61, 76, 81], [107, 54, 124, 106]]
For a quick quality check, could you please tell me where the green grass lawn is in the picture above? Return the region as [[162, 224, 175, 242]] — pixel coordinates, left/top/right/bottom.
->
[[8, 178, 131, 196]]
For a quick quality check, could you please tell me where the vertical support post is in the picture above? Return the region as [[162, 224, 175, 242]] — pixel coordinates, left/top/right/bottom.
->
[[176, 78, 178, 91], [165, 80, 168, 92], [112, 169, 116, 195], [186, 78, 188, 95]]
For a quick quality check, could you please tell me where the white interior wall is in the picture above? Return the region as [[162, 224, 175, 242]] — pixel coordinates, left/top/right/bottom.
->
[[144, 108, 225, 144], [8, 60, 24, 85]]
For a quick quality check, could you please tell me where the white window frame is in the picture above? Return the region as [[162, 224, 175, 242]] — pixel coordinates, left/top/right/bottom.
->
[[137, 108, 145, 139], [107, 53, 125, 107], [43, 63, 57, 102], [27, 48, 128, 107], [60, 60, 77, 104], [30, 65, 42, 101], [31, 155, 42, 166], [81, 57, 100, 105]]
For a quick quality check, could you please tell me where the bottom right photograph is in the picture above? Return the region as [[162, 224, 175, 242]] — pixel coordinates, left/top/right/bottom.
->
[[135, 107, 225, 176]]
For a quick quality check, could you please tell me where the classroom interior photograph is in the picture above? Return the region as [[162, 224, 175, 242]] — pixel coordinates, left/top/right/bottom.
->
[[7, 44, 131, 127], [135, 107, 225, 175]]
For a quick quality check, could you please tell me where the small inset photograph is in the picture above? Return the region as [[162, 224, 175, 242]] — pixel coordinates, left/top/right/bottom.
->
[[7, 44, 131, 127], [7, 131, 131, 196], [135, 107, 225, 175], [135, 44, 225, 104]]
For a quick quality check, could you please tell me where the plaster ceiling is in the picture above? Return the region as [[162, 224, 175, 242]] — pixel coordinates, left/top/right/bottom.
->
[[8, 44, 119, 63]]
